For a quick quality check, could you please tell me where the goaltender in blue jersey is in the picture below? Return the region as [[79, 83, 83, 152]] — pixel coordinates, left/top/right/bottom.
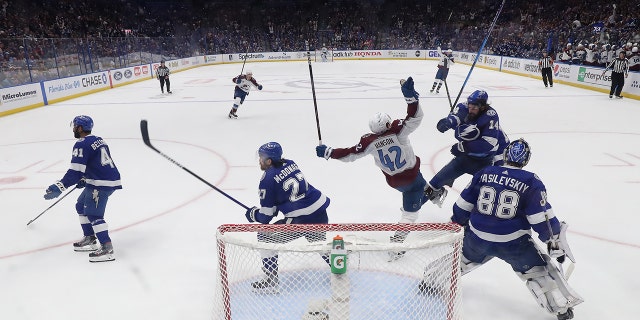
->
[[447, 138, 583, 320]]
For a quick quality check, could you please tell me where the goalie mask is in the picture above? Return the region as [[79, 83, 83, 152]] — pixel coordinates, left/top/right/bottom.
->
[[369, 112, 391, 134], [504, 138, 531, 168]]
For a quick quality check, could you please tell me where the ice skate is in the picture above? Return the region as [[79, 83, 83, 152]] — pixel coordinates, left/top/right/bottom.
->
[[251, 276, 279, 294], [73, 235, 99, 252], [228, 109, 238, 119], [424, 185, 448, 207], [556, 307, 574, 320], [387, 234, 407, 262], [89, 242, 115, 262]]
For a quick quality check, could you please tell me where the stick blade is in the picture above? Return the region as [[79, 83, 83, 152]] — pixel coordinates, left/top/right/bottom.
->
[[140, 119, 151, 146]]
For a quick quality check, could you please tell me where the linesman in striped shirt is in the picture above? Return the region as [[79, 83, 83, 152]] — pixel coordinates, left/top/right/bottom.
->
[[156, 60, 172, 94], [538, 51, 554, 88], [602, 51, 629, 99]]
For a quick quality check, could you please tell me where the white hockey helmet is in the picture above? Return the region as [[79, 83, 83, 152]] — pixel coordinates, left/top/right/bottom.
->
[[369, 112, 391, 134], [446, 49, 453, 53], [245, 70, 253, 75]]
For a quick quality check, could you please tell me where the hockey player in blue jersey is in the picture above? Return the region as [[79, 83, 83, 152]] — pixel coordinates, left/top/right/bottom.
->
[[228, 70, 263, 119], [245, 142, 330, 292], [424, 90, 510, 207], [445, 139, 583, 320], [44, 115, 122, 262], [316, 76, 428, 261]]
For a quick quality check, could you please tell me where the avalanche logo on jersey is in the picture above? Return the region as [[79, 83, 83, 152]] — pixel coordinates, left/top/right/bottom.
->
[[457, 124, 480, 141]]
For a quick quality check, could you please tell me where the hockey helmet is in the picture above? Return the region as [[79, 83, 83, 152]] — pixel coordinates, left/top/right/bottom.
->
[[467, 90, 488, 106], [72, 115, 93, 131], [446, 49, 453, 54], [160, 59, 165, 64], [258, 142, 282, 162], [245, 70, 253, 75], [504, 138, 531, 168], [369, 112, 391, 134]]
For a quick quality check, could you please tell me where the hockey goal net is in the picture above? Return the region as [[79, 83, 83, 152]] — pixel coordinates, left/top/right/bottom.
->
[[214, 223, 464, 320]]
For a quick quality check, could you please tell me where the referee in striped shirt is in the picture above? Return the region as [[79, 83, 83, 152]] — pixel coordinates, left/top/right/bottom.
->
[[538, 51, 554, 87], [602, 51, 629, 99], [156, 60, 172, 94]]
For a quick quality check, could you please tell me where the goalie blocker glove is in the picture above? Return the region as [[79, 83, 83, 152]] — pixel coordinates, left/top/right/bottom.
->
[[546, 221, 575, 264]]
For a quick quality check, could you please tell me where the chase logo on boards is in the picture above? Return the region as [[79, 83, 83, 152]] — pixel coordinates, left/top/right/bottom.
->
[[415, 50, 421, 57], [82, 73, 107, 87]]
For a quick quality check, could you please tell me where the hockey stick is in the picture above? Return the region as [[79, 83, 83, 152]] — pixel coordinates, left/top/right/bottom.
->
[[444, 79, 453, 111], [544, 212, 576, 280], [239, 43, 249, 75], [305, 40, 323, 145], [140, 120, 249, 210], [28, 185, 78, 226], [451, 0, 506, 108]]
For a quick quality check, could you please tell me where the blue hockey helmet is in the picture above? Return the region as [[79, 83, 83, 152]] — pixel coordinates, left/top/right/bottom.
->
[[503, 138, 531, 168], [258, 142, 283, 162], [72, 115, 93, 131], [467, 90, 488, 106]]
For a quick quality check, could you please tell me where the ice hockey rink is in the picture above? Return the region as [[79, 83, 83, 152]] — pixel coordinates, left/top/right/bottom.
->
[[1, 58, 638, 320]]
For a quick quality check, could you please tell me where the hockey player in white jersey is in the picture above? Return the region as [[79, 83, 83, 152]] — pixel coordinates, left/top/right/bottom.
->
[[228, 70, 263, 119], [429, 47, 454, 94]]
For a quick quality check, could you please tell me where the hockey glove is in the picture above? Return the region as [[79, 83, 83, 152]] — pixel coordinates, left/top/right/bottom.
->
[[547, 237, 565, 263], [436, 118, 452, 133], [401, 76, 419, 103], [235, 77, 242, 84], [44, 181, 65, 200], [76, 178, 86, 189], [245, 206, 259, 223], [546, 221, 575, 263], [316, 145, 332, 160], [450, 142, 464, 157], [257, 84, 263, 90]]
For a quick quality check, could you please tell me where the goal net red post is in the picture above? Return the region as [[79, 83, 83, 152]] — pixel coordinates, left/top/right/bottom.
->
[[214, 223, 464, 320]]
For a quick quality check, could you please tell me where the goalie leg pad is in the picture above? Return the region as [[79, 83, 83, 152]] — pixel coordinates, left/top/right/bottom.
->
[[519, 262, 583, 316]]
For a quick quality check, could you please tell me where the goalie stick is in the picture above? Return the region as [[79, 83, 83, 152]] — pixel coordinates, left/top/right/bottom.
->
[[140, 120, 249, 210], [27, 185, 78, 226]]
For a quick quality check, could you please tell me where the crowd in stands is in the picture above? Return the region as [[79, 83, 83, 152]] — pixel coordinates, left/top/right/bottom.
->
[[0, 0, 638, 88]]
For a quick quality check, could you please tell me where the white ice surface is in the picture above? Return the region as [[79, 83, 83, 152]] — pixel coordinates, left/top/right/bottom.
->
[[1, 59, 638, 319]]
